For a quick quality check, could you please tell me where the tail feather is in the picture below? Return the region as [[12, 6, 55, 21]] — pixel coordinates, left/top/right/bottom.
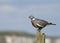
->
[[51, 24, 56, 25], [48, 23, 56, 25]]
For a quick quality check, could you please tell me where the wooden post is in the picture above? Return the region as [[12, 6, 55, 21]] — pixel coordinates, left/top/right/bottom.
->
[[36, 30, 45, 43]]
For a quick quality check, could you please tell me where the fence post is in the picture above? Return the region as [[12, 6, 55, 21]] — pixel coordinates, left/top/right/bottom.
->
[[36, 30, 45, 43]]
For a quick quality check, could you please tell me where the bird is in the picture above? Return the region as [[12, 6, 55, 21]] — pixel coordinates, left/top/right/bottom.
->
[[29, 15, 56, 31]]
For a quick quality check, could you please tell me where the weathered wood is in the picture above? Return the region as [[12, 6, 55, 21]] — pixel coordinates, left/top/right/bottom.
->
[[36, 30, 45, 43]]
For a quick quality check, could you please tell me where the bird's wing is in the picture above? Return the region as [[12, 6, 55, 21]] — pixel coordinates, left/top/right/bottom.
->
[[36, 23, 44, 27], [36, 18, 48, 23], [35, 18, 48, 27]]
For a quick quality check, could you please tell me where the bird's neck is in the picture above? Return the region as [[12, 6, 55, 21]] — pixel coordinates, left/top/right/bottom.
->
[[32, 18, 35, 20]]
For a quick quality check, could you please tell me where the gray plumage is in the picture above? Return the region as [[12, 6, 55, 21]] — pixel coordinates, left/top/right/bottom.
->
[[29, 15, 56, 30]]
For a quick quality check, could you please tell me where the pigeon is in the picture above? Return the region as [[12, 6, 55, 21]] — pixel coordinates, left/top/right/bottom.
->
[[29, 15, 56, 30]]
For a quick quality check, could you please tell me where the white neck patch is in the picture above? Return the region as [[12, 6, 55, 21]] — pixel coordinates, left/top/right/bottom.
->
[[32, 18, 35, 20]]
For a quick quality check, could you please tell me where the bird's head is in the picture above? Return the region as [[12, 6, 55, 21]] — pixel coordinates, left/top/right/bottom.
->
[[29, 15, 35, 20]]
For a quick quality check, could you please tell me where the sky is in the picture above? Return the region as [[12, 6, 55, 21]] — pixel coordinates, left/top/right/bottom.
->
[[0, 0, 60, 37]]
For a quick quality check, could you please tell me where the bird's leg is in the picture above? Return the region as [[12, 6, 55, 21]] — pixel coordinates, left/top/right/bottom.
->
[[37, 28, 40, 32], [39, 27, 43, 30]]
